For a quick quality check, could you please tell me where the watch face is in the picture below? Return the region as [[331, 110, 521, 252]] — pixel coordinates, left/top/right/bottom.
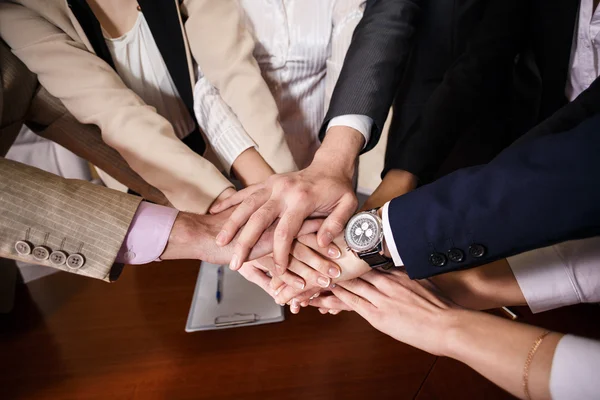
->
[[344, 212, 382, 252]]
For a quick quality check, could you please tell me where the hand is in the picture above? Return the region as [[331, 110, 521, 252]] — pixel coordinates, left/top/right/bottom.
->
[[330, 269, 460, 356], [160, 208, 324, 265], [273, 233, 372, 312], [211, 187, 237, 208], [242, 239, 342, 294], [210, 129, 362, 272]]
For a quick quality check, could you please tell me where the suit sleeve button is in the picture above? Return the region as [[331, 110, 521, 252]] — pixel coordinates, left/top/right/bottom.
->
[[50, 250, 68, 266], [66, 254, 86, 270], [15, 241, 33, 256], [469, 244, 486, 258], [32, 246, 50, 261], [447, 248, 465, 263], [429, 252, 447, 267]]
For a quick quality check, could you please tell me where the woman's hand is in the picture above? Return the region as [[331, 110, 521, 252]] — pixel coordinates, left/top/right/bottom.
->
[[330, 269, 459, 356], [272, 233, 372, 312], [328, 269, 561, 399], [311, 258, 527, 314]]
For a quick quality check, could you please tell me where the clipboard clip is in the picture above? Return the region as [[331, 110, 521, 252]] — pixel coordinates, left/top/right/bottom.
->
[[214, 313, 261, 327]]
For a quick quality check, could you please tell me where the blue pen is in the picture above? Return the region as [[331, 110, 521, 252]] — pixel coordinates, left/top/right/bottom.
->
[[216, 266, 224, 304]]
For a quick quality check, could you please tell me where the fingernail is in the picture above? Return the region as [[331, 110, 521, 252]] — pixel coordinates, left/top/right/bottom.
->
[[274, 285, 286, 296], [230, 254, 239, 270], [328, 247, 341, 259], [331, 283, 337, 288], [309, 292, 320, 300], [328, 310, 339, 315], [275, 264, 285, 275], [317, 276, 331, 288], [291, 299, 300, 313], [294, 280, 305, 290], [328, 266, 341, 278], [277, 303, 285, 306], [326, 231, 334, 242], [216, 230, 227, 245]]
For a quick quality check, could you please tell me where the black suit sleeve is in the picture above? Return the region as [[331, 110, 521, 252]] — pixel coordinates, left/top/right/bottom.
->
[[386, 114, 600, 279], [518, 77, 600, 142], [384, 0, 529, 183], [320, 0, 423, 152]]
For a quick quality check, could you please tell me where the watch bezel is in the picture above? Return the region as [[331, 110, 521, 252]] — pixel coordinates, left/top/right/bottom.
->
[[344, 210, 384, 253]]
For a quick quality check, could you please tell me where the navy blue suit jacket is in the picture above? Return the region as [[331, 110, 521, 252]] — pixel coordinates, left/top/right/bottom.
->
[[388, 114, 600, 279]]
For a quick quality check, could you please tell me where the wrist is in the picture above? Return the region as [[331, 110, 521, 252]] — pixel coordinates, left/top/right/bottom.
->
[[161, 212, 223, 262], [314, 126, 363, 179], [230, 148, 275, 186], [440, 309, 477, 360]]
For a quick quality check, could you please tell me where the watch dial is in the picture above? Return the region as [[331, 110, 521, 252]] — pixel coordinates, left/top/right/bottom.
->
[[346, 214, 380, 251]]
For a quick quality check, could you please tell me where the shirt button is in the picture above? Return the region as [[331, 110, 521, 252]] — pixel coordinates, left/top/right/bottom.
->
[[124, 251, 136, 262], [469, 244, 487, 258], [32, 246, 50, 261], [66, 253, 86, 270], [15, 240, 32, 256], [429, 252, 447, 267], [50, 250, 68, 266], [447, 248, 465, 263]]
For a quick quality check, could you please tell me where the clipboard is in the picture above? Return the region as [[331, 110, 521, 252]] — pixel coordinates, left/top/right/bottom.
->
[[185, 261, 285, 332]]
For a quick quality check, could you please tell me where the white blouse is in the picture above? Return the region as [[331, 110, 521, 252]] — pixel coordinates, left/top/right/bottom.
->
[[103, 12, 195, 140], [194, 0, 365, 170]]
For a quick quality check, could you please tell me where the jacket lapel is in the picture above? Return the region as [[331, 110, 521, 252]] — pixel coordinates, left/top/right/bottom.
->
[[66, 0, 116, 70], [137, 0, 195, 115]]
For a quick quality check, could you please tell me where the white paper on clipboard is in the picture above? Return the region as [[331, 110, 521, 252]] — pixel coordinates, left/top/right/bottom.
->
[[185, 261, 285, 332]]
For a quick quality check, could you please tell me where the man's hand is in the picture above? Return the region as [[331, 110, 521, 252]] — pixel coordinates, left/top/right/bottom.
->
[[160, 209, 325, 265], [209, 126, 364, 272]]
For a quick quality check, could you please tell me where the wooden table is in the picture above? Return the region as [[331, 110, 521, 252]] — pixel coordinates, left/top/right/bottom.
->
[[1, 260, 598, 400]]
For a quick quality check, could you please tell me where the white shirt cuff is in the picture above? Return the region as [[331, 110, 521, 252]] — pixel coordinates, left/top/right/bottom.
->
[[382, 201, 404, 266], [550, 335, 600, 400], [326, 114, 373, 149], [507, 246, 580, 314], [210, 127, 257, 175]]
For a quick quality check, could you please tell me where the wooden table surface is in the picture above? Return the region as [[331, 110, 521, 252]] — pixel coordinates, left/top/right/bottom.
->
[[1, 260, 598, 400]]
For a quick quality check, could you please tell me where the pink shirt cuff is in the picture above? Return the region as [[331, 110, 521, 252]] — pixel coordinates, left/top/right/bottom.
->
[[116, 202, 179, 264]]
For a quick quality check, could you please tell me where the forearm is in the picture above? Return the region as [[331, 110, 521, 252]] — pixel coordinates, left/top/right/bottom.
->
[[361, 169, 418, 210], [445, 310, 562, 399], [184, 0, 297, 174], [428, 258, 527, 310], [230, 148, 274, 186]]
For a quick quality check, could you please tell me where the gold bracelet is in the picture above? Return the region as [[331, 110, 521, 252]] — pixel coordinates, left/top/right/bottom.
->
[[523, 330, 551, 400]]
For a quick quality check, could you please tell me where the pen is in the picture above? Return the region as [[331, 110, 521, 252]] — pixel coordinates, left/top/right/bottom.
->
[[216, 266, 224, 304], [501, 306, 518, 320]]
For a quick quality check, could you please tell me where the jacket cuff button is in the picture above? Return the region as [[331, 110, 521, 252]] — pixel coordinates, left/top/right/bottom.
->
[[468, 244, 487, 258], [429, 252, 447, 267], [447, 248, 465, 263]]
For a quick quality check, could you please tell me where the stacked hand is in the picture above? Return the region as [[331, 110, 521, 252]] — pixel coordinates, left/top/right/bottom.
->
[[210, 131, 360, 274]]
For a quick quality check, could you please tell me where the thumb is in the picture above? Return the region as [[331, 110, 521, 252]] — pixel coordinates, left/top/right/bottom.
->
[[317, 194, 357, 247]]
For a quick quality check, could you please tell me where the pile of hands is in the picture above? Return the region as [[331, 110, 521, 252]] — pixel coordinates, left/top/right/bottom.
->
[[198, 148, 482, 358], [208, 151, 370, 315]]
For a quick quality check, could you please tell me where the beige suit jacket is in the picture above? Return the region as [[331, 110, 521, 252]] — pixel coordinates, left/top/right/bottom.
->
[[1, 44, 142, 282], [0, 0, 297, 214]]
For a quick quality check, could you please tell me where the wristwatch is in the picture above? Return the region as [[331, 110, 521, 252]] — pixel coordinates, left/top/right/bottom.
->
[[344, 209, 394, 269]]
